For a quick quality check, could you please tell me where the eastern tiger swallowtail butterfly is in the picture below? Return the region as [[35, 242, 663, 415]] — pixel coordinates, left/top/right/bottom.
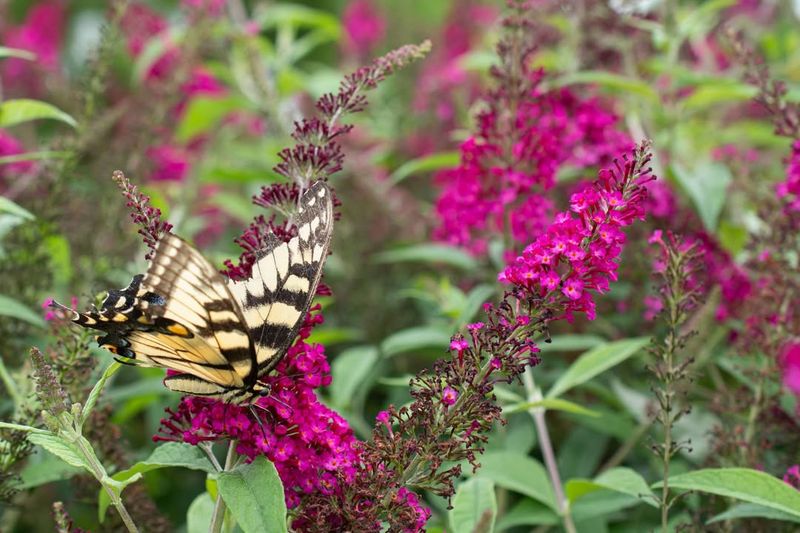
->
[[52, 181, 333, 404]]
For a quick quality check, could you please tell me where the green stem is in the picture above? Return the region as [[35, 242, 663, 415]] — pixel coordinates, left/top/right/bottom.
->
[[598, 421, 652, 474], [210, 440, 238, 533], [0, 356, 23, 412], [72, 435, 139, 533], [0, 421, 49, 434], [522, 369, 576, 533]]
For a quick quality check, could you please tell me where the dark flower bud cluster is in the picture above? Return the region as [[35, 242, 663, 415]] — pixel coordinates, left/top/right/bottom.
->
[[291, 298, 541, 532], [112, 170, 173, 260], [223, 42, 429, 281], [29, 347, 70, 419]]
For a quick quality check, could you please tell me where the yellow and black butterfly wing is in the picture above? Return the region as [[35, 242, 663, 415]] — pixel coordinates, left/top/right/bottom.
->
[[52, 234, 258, 400], [227, 180, 334, 375], [141, 233, 255, 383]]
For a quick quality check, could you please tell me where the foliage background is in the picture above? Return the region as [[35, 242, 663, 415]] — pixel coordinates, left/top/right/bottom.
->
[[2, 0, 800, 531]]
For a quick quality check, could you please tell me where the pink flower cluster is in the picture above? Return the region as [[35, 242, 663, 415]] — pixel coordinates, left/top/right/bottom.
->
[[777, 140, 800, 213], [409, 2, 495, 151], [0, 1, 65, 96], [156, 306, 359, 509], [500, 146, 654, 321], [780, 342, 800, 397], [434, 70, 631, 255], [119, 3, 229, 183], [342, 0, 386, 57], [784, 464, 800, 490]]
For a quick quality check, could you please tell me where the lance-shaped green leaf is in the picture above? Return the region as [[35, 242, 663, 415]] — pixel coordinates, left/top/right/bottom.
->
[[653, 468, 800, 521], [0, 99, 77, 128], [546, 337, 649, 399], [566, 467, 657, 507]]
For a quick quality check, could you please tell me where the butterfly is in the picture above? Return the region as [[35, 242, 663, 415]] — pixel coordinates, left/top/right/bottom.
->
[[52, 180, 334, 405]]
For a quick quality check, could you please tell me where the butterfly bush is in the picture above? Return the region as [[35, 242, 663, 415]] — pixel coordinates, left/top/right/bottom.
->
[[290, 141, 656, 532], [341, 0, 386, 58], [433, 6, 631, 256], [408, 2, 495, 153], [500, 143, 654, 321], [156, 306, 359, 508], [110, 42, 429, 524], [118, 2, 228, 184], [0, 0, 65, 96]]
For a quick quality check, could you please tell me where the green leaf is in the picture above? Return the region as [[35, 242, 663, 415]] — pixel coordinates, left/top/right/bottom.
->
[[0, 294, 45, 328], [81, 362, 121, 425], [0, 197, 35, 220], [681, 82, 758, 111], [98, 442, 216, 520], [330, 346, 378, 410], [0, 46, 36, 60], [16, 450, 82, 489], [43, 234, 72, 288], [538, 334, 607, 353], [373, 243, 478, 271], [254, 4, 341, 37], [176, 95, 247, 142], [218, 456, 287, 533], [380, 326, 452, 358], [0, 99, 77, 128], [0, 150, 70, 165], [707, 503, 800, 525], [671, 161, 732, 232], [503, 398, 599, 417], [571, 491, 642, 522], [186, 492, 215, 533], [495, 499, 559, 530], [27, 433, 87, 470], [449, 477, 497, 533], [389, 151, 460, 184], [454, 284, 496, 326], [475, 452, 557, 512], [566, 467, 657, 507], [555, 71, 659, 102], [655, 468, 800, 520], [546, 337, 649, 399]]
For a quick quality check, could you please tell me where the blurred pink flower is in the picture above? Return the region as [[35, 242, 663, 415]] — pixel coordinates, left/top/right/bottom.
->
[[342, 0, 386, 57], [777, 140, 800, 213], [780, 342, 800, 396], [784, 464, 800, 490], [120, 2, 168, 57], [0, 129, 35, 181], [181, 0, 226, 16], [147, 144, 191, 182], [1, 1, 65, 95], [434, 70, 631, 256]]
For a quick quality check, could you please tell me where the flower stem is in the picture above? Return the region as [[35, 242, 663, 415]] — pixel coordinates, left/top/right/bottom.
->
[[0, 355, 23, 411], [522, 369, 576, 533], [72, 434, 139, 533], [210, 439, 238, 533]]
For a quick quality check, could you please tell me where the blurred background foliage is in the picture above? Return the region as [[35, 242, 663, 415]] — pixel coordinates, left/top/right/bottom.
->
[[2, 0, 800, 531]]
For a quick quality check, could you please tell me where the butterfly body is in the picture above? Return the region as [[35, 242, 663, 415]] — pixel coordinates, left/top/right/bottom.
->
[[53, 181, 333, 405]]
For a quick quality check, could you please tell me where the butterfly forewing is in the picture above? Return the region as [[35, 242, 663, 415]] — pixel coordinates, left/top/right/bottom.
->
[[143, 234, 255, 382], [228, 180, 334, 373]]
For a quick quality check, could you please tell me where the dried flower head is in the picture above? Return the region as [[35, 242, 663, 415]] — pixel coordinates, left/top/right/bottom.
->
[[112, 170, 173, 260]]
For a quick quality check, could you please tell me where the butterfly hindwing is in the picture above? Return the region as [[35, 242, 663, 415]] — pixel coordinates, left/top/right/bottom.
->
[[228, 180, 333, 373]]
